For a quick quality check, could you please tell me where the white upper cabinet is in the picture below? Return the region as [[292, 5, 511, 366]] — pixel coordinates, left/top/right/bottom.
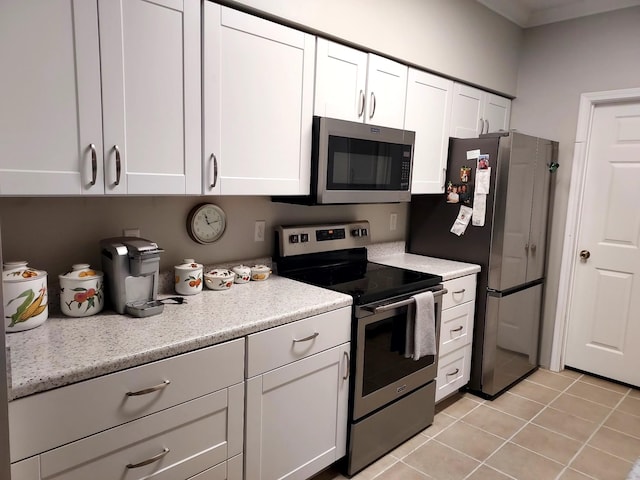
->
[[100, 0, 201, 195], [203, 4, 315, 195], [404, 69, 453, 194], [0, 0, 201, 196], [449, 83, 511, 138], [314, 38, 408, 129], [0, 0, 103, 195]]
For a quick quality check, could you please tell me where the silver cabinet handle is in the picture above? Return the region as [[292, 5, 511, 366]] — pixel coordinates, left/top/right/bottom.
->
[[358, 90, 365, 118], [453, 289, 465, 294], [89, 144, 97, 186], [210, 153, 218, 188], [113, 145, 121, 186], [525, 244, 530, 253], [485, 119, 489, 133], [126, 447, 169, 469], [126, 380, 171, 397], [292, 332, 319, 343], [451, 326, 463, 333], [531, 244, 537, 253], [343, 351, 350, 380], [369, 92, 376, 119], [479, 117, 484, 135], [446, 368, 460, 376]]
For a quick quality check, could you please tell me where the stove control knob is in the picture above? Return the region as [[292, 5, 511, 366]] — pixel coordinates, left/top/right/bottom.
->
[[300, 233, 309, 243], [289, 234, 299, 243], [351, 229, 361, 237], [360, 228, 368, 237]]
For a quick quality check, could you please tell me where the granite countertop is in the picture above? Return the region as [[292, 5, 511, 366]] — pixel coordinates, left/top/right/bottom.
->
[[6, 275, 352, 401]]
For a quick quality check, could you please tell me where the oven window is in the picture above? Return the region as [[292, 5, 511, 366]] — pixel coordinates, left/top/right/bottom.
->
[[327, 136, 407, 190], [362, 312, 436, 397]]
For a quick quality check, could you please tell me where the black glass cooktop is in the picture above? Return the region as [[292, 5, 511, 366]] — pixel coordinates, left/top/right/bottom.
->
[[277, 250, 442, 305]]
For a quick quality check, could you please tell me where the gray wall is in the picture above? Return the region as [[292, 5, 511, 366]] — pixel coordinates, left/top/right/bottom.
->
[[510, 6, 640, 367], [225, 0, 523, 96]]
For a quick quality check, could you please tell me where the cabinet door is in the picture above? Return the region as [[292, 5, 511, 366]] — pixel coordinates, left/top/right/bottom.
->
[[449, 83, 483, 138], [11, 456, 40, 480], [404, 69, 453, 194], [245, 344, 350, 480], [365, 55, 408, 129], [483, 93, 511, 134], [314, 38, 368, 122], [204, 5, 314, 195], [99, 0, 201, 195], [0, 0, 103, 195]]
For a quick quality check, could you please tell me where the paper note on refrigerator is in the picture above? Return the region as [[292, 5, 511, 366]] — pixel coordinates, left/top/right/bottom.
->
[[476, 168, 491, 194], [472, 193, 487, 226], [450, 205, 473, 236], [466, 149, 481, 160]]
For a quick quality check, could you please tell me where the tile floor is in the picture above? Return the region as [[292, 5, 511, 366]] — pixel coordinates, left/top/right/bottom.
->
[[314, 368, 640, 480]]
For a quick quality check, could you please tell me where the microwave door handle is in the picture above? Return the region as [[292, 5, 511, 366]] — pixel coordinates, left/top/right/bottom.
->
[[365, 288, 447, 313]]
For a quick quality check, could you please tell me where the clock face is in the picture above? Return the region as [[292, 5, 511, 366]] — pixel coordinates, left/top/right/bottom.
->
[[187, 204, 226, 244]]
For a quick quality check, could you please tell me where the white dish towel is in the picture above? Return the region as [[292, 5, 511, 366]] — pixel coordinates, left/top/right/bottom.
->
[[405, 290, 437, 360]]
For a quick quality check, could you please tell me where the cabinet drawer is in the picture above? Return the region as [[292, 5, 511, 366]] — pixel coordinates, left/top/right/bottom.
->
[[439, 302, 475, 357], [436, 347, 472, 403], [188, 454, 242, 480], [40, 385, 243, 480], [442, 274, 477, 310], [246, 307, 351, 377], [10, 338, 245, 462]]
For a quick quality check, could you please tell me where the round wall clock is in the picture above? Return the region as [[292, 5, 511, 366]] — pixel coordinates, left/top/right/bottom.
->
[[186, 203, 227, 244]]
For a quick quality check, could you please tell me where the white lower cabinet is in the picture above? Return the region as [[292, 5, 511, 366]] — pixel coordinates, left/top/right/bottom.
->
[[10, 456, 39, 480], [245, 307, 351, 480], [436, 274, 477, 402]]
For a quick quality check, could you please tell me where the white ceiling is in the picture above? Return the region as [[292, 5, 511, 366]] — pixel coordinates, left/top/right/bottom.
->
[[477, 0, 640, 27]]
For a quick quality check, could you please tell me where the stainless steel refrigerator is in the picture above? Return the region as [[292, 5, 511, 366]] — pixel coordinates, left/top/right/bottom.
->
[[408, 132, 558, 398]]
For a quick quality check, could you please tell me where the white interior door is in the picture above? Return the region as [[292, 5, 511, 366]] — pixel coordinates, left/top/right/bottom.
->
[[564, 100, 640, 386]]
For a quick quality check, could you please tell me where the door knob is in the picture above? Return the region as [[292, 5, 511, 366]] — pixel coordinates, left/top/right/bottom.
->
[[579, 250, 591, 260]]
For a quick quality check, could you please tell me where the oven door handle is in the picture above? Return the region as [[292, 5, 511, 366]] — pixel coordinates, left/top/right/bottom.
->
[[364, 288, 447, 313]]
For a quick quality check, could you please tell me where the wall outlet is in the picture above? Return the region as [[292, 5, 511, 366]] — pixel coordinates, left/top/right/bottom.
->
[[123, 228, 140, 237], [254, 220, 266, 242], [390, 213, 398, 232]]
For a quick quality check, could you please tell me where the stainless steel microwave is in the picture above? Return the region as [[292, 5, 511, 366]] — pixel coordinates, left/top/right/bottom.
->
[[276, 117, 415, 205]]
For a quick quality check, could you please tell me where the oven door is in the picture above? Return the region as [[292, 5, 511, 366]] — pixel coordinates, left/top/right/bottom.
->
[[352, 287, 444, 420]]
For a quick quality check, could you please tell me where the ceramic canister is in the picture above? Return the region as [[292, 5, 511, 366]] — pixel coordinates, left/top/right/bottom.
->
[[59, 264, 104, 317], [231, 265, 251, 284], [250, 264, 272, 281], [2, 261, 48, 332], [174, 259, 203, 295], [204, 269, 235, 290]]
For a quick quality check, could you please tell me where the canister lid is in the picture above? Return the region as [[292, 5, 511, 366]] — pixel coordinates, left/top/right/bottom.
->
[[206, 269, 234, 277], [2, 261, 47, 282], [59, 264, 103, 280], [175, 259, 203, 270]]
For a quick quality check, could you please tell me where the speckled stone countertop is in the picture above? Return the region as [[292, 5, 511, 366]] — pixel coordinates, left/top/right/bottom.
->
[[6, 275, 352, 401]]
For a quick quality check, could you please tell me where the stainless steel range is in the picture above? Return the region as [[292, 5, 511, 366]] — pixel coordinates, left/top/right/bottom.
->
[[274, 221, 445, 476]]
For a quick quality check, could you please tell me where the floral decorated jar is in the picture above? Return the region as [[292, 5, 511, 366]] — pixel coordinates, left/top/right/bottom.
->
[[204, 269, 235, 290], [59, 264, 104, 317], [3, 261, 48, 332], [231, 265, 251, 284], [174, 259, 203, 296], [250, 265, 272, 281]]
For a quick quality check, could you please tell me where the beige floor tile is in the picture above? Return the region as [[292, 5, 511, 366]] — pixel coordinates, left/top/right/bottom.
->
[[604, 409, 640, 439], [588, 426, 640, 462], [465, 465, 513, 480], [557, 468, 597, 479], [422, 412, 457, 438], [527, 369, 576, 391], [579, 374, 631, 394], [350, 455, 397, 480], [629, 388, 640, 399], [485, 442, 564, 480], [436, 421, 505, 461], [439, 396, 481, 419], [390, 432, 430, 459], [532, 407, 599, 442], [374, 461, 432, 479], [461, 404, 526, 439], [550, 393, 612, 423], [512, 423, 582, 464], [403, 440, 480, 480], [556, 369, 583, 379], [570, 446, 632, 480], [566, 381, 625, 407], [617, 396, 640, 417], [487, 392, 545, 421], [508, 379, 561, 404]]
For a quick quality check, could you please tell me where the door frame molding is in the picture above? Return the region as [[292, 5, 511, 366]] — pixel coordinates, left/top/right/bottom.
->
[[550, 87, 640, 371]]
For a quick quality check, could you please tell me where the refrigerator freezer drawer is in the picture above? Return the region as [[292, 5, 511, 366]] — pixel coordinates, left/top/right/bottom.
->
[[482, 284, 543, 397]]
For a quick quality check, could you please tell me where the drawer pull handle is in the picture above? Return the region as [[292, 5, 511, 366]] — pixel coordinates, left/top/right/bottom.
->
[[453, 289, 466, 294], [446, 368, 460, 377], [126, 447, 170, 469], [343, 351, 350, 380], [126, 380, 171, 397], [292, 332, 319, 343], [451, 326, 463, 333]]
